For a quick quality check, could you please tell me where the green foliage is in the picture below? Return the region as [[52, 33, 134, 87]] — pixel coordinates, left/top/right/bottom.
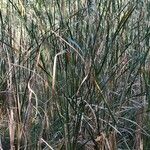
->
[[0, 0, 150, 149]]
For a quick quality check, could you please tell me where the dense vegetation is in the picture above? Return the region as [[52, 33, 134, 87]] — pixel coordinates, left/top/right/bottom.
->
[[0, 0, 150, 149]]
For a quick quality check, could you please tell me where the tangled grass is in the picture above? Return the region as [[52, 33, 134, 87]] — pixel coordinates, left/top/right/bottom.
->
[[0, 0, 150, 149]]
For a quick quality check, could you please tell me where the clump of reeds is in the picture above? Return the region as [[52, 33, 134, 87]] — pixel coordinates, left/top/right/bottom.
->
[[0, 0, 150, 149]]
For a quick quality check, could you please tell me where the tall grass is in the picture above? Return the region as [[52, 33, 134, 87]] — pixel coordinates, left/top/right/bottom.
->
[[0, 0, 150, 149]]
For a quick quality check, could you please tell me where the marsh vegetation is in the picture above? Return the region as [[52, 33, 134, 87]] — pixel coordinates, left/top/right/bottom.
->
[[0, 0, 150, 149]]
